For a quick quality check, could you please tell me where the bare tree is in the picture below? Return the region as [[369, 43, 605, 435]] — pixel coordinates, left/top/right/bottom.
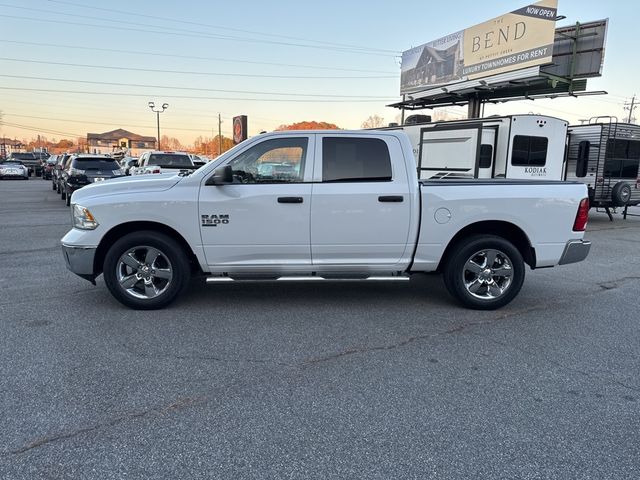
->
[[361, 115, 385, 129]]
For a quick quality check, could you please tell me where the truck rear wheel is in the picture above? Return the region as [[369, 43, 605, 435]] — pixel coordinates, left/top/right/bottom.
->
[[103, 231, 190, 310], [443, 235, 525, 310]]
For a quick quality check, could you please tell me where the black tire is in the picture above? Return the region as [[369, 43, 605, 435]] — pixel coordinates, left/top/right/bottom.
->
[[611, 182, 632, 207], [443, 234, 525, 310], [60, 185, 66, 200], [103, 231, 191, 310], [65, 188, 71, 206], [56, 182, 61, 194], [52, 181, 57, 190]]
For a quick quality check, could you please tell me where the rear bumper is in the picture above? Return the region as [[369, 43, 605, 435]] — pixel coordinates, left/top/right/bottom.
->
[[62, 243, 97, 282], [558, 239, 591, 265]]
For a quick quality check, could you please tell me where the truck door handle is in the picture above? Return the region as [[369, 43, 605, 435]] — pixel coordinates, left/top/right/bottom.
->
[[277, 196, 304, 204], [378, 196, 404, 203]]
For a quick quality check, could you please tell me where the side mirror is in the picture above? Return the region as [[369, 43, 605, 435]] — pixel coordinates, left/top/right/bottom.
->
[[206, 165, 233, 185]]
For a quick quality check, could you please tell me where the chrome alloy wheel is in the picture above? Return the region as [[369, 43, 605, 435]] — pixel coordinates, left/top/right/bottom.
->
[[462, 248, 514, 300], [116, 246, 173, 299]]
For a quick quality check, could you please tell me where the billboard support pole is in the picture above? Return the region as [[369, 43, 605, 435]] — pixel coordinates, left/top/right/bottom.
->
[[400, 95, 406, 125], [468, 96, 482, 119]]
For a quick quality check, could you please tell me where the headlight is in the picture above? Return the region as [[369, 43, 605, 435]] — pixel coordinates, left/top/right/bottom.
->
[[72, 204, 99, 230]]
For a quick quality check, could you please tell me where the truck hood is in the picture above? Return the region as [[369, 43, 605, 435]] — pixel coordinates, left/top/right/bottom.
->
[[71, 173, 183, 202]]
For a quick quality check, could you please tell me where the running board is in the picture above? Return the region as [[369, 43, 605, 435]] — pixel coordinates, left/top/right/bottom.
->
[[206, 275, 410, 283]]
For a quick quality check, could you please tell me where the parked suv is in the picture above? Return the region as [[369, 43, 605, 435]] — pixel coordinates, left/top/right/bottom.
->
[[61, 155, 124, 206]]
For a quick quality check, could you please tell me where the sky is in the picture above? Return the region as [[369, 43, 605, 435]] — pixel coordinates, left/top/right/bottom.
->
[[0, 0, 638, 146]]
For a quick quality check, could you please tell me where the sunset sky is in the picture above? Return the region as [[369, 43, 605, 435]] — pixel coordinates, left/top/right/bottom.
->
[[0, 0, 637, 146]]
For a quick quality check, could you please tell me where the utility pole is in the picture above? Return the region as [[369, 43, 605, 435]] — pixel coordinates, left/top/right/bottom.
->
[[218, 113, 222, 156], [624, 94, 637, 124]]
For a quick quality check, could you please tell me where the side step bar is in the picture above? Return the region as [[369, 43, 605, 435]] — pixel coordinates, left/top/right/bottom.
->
[[206, 275, 410, 283]]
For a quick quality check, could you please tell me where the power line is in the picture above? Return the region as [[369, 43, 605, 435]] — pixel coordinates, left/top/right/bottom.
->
[[0, 57, 395, 80], [0, 87, 396, 103], [42, 0, 399, 54], [1, 121, 83, 138], [3, 112, 238, 134], [0, 40, 397, 74], [0, 92, 286, 125], [0, 11, 395, 57], [0, 74, 393, 99]]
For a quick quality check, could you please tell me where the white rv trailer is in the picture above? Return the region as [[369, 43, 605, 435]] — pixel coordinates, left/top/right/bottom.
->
[[384, 115, 568, 181], [565, 119, 640, 212]]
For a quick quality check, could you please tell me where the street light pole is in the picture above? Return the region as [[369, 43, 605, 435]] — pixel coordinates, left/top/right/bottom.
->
[[148, 102, 169, 150]]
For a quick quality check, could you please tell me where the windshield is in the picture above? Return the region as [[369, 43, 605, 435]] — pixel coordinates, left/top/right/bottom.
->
[[148, 154, 192, 167], [73, 158, 120, 170]]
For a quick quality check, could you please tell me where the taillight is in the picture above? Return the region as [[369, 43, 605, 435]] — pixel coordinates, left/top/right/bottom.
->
[[573, 198, 589, 231]]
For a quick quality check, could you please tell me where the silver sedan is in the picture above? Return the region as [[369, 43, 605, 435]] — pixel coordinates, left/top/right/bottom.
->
[[0, 160, 29, 180]]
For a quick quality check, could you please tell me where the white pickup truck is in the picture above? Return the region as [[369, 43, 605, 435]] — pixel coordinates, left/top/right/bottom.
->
[[130, 151, 196, 176], [61, 130, 591, 310]]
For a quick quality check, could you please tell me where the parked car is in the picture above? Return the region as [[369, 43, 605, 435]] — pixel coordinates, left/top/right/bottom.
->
[[131, 151, 195, 175], [42, 155, 58, 180], [120, 156, 139, 175], [7, 153, 40, 177], [61, 129, 591, 310], [61, 155, 124, 206], [52, 154, 71, 192], [0, 160, 29, 180]]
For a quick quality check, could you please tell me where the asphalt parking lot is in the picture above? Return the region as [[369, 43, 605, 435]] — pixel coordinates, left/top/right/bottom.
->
[[1, 178, 639, 479]]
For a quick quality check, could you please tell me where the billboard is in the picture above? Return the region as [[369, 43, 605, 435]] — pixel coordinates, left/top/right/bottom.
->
[[401, 0, 558, 94]]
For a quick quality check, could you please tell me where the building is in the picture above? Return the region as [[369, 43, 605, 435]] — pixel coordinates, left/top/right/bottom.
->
[[0, 138, 25, 159], [87, 129, 157, 156]]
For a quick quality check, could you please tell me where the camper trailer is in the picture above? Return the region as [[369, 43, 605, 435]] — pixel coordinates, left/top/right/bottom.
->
[[565, 119, 640, 212], [387, 115, 568, 181]]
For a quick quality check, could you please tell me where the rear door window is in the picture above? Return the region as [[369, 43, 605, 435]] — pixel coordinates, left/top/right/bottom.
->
[[511, 135, 548, 167], [322, 137, 392, 182], [148, 154, 192, 167], [73, 158, 120, 170]]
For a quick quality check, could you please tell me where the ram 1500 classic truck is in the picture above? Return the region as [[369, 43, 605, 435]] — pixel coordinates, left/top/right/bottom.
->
[[61, 130, 591, 310]]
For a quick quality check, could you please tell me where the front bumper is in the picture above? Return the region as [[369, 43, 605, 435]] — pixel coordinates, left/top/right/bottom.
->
[[558, 239, 591, 265], [62, 243, 98, 283]]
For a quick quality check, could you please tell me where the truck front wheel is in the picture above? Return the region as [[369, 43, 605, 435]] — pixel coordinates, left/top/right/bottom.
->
[[443, 235, 525, 310], [103, 231, 190, 310]]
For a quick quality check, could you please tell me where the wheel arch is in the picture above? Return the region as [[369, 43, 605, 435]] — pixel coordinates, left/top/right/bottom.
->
[[437, 220, 536, 272], [94, 221, 203, 277]]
